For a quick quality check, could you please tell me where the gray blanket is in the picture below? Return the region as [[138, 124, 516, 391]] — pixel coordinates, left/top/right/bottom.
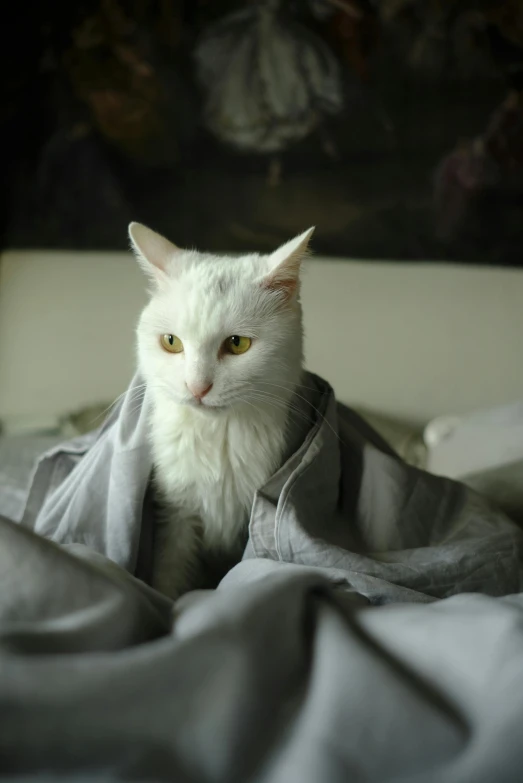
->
[[1, 372, 523, 782]]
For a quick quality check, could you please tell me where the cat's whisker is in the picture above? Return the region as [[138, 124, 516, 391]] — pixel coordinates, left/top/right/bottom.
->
[[235, 395, 264, 416], [248, 393, 309, 421], [235, 396, 289, 427], [243, 390, 313, 428], [86, 382, 176, 431], [84, 385, 149, 430], [250, 382, 342, 445], [257, 379, 327, 394], [245, 387, 342, 443]]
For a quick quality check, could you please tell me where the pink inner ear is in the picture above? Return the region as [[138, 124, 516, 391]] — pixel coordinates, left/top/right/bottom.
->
[[263, 227, 314, 298], [263, 270, 299, 298]]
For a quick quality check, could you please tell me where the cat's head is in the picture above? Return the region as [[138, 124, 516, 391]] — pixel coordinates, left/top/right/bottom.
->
[[130, 223, 314, 413]]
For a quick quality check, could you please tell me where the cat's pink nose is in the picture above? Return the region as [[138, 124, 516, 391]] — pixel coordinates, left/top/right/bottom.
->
[[187, 382, 213, 400]]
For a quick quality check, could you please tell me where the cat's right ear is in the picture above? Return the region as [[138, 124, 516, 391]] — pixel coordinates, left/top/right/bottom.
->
[[128, 222, 180, 285]]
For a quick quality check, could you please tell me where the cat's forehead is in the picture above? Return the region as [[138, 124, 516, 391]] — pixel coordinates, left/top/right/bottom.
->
[[177, 251, 265, 291], [150, 251, 272, 337]]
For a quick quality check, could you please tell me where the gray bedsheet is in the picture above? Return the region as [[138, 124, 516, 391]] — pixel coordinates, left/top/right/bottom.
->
[[1, 371, 523, 782]]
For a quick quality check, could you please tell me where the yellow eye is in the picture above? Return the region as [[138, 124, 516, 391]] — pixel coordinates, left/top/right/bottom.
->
[[225, 335, 252, 355], [160, 334, 184, 353]]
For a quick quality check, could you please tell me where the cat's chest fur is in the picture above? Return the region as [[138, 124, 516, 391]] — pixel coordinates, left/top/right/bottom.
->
[[151, 401, 287, 550]]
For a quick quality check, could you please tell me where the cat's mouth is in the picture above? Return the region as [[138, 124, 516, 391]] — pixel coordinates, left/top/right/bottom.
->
[[186, 398, 229, 413]]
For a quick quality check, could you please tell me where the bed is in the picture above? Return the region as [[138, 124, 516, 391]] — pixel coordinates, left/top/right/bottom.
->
[[1, 252, 523, 782]]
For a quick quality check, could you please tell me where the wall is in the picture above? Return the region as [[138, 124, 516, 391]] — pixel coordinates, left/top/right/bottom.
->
[[1, 251, 522, 425]]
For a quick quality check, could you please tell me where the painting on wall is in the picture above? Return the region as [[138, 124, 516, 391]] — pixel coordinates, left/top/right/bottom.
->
[[2, 0, 523, 264]]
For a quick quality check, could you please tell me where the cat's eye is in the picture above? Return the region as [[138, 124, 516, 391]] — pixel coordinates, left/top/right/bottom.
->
[[225, 335, 252, 355], [161, 334, 184, 353]]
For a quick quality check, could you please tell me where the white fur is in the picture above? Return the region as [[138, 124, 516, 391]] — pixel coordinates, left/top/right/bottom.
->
[[130, 223, 314, 599]]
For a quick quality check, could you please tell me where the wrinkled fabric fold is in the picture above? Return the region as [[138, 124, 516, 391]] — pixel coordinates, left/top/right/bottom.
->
[[1, 513, 523, 782], [16, 371, 523, 602]]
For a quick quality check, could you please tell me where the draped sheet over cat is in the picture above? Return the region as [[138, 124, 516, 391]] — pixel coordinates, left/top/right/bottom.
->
[[4, 370, 523, 780], [19, 371, 523, 603]]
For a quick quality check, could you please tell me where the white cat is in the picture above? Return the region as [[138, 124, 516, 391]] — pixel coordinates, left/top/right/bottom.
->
[[130, 222, 314, 599]]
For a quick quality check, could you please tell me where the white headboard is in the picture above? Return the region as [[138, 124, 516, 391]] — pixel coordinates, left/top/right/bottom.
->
[[1, 251, 522, 426]]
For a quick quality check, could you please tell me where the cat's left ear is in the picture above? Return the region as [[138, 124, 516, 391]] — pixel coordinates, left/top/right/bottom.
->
[[128, 222, 181, 284], [264, 227, 315, 298]]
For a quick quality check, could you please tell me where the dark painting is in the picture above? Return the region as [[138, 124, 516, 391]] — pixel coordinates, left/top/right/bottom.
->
[[3, 0, 523, 264]]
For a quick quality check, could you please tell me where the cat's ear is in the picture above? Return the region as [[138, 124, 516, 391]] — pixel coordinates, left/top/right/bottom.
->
[[264, 227, 315, 298], [128, 222, 180, 283]]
